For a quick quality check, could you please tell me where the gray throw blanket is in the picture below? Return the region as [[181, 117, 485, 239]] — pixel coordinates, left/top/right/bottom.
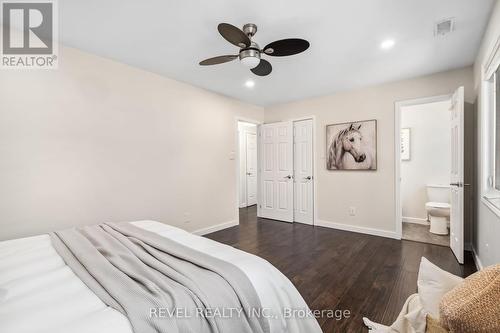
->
[[50, 222, 270, 333]]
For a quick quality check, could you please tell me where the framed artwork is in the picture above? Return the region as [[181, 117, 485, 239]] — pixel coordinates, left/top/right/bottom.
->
[[401, 128, 411, 161], [326, 119, 377, 170]]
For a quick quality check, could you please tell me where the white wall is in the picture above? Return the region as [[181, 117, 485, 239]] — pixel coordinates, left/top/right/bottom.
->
[[401, 100, 452, 222], [473, 0, 500, 268], [265, 67, 474, 237], [238, 122, 257, 207], [1, 9, 496, 265], [0, 46, 264, 241]]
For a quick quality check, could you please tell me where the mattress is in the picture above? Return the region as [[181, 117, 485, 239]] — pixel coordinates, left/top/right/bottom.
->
[[0, 221, 321, 333]]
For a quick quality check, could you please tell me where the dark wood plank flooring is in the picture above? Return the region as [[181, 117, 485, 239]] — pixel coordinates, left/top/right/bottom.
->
[[205, 206, 476, 333]]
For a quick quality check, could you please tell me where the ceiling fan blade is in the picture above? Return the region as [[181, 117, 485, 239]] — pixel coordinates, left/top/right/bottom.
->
[[251, 59, 272, 76], [199, 55, 238, 66], [263, 38, 310, 56], [217, 23, 251, 48]]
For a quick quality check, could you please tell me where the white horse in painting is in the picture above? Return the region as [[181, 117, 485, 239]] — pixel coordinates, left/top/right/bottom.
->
[[327, 123, 376, 170]]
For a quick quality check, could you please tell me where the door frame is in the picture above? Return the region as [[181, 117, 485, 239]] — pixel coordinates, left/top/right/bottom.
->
[[245, 131, 258, 207], [235, 117, 262, 225], [394, 94, 452, 239], [291, 116, 318, 226]]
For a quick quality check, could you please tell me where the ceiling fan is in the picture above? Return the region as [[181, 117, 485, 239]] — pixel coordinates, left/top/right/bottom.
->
[[199, 23, 310, 76]]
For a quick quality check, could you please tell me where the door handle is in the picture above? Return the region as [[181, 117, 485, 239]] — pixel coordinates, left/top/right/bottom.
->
[[246, 172, 252, 176], [304, 176, 312, 180], [450, 182, 464, 187], [284, 175, 292, 179]]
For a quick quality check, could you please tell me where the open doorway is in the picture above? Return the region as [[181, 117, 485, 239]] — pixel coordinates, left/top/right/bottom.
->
[[238, 121, 258, 208], [395, 87, 469, 264], [399, 98, 453, 247]]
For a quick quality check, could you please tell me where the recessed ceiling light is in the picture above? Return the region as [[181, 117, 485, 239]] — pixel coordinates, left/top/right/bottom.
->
[[380, 39, 395, 50], [244, 80, 255, 88]]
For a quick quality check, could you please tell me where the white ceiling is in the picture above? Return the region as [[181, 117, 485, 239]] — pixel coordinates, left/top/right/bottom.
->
[[59, 0, 494, 106]]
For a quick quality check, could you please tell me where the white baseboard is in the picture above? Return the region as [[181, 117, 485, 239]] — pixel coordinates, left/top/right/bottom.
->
[[315, 219, 400, 240], [471, 246, 484, 270], [192, 220, 238, 236], [402, 216, 429, 225]]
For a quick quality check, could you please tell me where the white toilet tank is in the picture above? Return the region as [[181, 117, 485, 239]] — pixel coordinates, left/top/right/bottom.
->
[[426, 184, 450, 203]]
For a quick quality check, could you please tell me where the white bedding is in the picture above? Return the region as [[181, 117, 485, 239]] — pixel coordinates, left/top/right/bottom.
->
[[0, 221, 321, 333]]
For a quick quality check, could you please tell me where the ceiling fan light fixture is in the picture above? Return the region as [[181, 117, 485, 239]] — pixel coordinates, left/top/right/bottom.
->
[[239, 48, 260, 68], [240, 56, 260, 69]]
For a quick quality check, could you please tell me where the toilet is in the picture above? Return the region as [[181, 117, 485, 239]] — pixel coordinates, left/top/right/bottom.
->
[[425, 184, 450, 235]]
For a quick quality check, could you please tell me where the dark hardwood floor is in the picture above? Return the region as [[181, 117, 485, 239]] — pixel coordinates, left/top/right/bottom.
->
[[205, 206, 477, 333]]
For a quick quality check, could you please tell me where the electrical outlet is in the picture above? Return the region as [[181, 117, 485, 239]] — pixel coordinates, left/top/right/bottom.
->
[[349, 207, 356, 216]]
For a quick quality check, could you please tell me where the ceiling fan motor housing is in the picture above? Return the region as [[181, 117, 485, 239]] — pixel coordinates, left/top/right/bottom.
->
[[243, 23, 257, 37], [239, 41, 261, 68]]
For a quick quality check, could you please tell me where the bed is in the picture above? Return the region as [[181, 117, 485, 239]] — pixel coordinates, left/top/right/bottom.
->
[[0, 220, 322, 333]]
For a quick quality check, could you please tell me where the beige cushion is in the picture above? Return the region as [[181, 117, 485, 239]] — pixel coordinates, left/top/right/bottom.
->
[[439, 264, 500, 333], [426, 315, 448, 333], [418, 257, 463, 319]]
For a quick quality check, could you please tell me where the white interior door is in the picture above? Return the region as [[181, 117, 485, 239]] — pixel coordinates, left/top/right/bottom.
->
[[450, 86, 464, 264], [259, 121, 294, 222], [294, 119, 314, 224], [246, 132, 257, 206]]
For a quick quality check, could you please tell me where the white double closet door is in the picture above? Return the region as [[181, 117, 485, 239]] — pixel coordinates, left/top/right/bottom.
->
[[258, 119, 314, 224]]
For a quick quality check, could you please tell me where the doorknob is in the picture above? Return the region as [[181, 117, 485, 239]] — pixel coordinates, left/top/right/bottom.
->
[[246, 172, 252, 176], [450, 182, 460, 187], [304, 176, 312, 180], [284, 175, 292, 179]]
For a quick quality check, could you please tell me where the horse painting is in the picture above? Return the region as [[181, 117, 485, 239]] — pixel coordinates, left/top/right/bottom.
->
[[326, 120, 377, 170]]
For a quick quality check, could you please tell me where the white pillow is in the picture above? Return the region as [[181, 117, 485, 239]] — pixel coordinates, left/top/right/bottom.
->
[[417, 257, 463, 319]]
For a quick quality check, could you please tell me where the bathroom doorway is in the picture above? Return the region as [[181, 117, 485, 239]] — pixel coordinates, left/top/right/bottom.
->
[[399, 97, 452, 247], [395, 88, 472, 264]]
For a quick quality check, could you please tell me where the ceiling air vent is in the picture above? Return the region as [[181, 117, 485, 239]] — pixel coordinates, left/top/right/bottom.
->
[[434, 18, 455, 36]]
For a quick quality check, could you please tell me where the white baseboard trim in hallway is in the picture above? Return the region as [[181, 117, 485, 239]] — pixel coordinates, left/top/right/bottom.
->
[[315, 219, 400, 240], [192, 220, 238, 236], [472, 246, 484, 270], [402, 217, 429, 225]]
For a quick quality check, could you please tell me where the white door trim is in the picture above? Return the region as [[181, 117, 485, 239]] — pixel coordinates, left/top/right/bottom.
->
[[394, 94, 452, 239], [290, 116, 317, 226], [245, 131, 258, 206], [235, 117, 262, 226]]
